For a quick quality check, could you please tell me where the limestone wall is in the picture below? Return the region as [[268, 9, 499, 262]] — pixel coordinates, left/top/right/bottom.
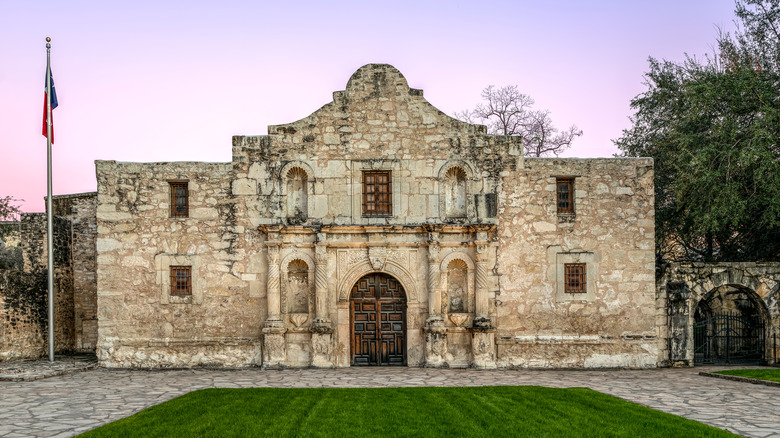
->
[[55, 194, 99, 352], [95, 161, 264, 367], [495, 158, 657, 368], [0, 213, 75, 360]]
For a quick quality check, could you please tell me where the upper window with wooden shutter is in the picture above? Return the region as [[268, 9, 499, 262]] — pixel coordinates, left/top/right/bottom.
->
[[362, 171, 392, 216], [556, 178, 574, 214], [169, 181, 189, 218]]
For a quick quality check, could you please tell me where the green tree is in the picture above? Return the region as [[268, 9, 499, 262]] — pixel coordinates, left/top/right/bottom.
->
[[615, 0, 780, 262]]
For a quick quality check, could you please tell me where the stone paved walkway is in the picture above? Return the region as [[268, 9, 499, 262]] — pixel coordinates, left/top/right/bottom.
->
[[1, 366, 778, 437]]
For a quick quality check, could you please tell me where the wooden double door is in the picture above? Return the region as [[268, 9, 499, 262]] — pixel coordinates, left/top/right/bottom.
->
[[350, 273, 407, 366]]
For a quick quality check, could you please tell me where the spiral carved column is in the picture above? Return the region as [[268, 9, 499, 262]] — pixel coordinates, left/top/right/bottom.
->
[[474, 244, 491, 327], [262, 243, 286, 368], [313, 243, 331, 328], [427, 241, 443, 324], [266, 245, 282, 325]]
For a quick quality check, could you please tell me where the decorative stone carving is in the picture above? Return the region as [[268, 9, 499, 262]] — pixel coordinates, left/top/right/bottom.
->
[[368, 246, 387, 271], [424, 330, 448, 367], [262, 330, 287, 368], [289, 313, 309, 328], [471, 331, 496, 369], [449, 313, 468, 327], [311, 332, 334, 368], [348, 250, 368, 268]]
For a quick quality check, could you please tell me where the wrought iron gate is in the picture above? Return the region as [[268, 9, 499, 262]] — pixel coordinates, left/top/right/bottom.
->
[[693, 312, 765, 365]]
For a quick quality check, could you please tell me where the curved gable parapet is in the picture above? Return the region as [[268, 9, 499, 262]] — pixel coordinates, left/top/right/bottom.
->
[[266, 64, 490, 138], [344, 64, 413, 100]]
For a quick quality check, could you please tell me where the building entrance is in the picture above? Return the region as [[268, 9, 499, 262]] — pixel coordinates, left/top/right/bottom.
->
[[350, 273, 406, 366]]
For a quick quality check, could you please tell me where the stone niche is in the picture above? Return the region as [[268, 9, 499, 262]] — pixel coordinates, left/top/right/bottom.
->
[[281, 253, 315, 368]]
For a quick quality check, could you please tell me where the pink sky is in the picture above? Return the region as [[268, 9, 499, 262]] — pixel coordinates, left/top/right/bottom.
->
[[1, 0, 737, 213]]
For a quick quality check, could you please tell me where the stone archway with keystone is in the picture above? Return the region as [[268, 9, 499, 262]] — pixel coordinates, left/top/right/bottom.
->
[[659, 262, 780, 366]]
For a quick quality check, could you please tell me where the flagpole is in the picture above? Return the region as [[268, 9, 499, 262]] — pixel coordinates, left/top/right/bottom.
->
[[45, 36, 54, 363]]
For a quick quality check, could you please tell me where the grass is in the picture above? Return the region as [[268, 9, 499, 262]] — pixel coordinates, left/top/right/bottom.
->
[[713, 368, 780, 382], [78, 386, 736, 438]]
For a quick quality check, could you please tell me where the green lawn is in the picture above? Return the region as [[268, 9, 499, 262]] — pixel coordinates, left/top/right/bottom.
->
[[714, 368, 780, 382], [79, 386, 735, 438]]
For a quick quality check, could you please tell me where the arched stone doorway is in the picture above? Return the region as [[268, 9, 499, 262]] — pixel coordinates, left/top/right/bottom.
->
[[350, 273, 407, 366], [693, 285, 768, 365]]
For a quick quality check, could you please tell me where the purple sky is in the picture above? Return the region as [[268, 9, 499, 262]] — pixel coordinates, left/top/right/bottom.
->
[[1, 0, 737, 213]]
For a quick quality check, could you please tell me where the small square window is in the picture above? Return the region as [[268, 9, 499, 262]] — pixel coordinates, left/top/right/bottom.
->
[[169, 181, 189, 218], [362, 171, 392, 216], [170, 266, 192, 296], [557, 178, 574, 214], [564, 263, 586, 293]]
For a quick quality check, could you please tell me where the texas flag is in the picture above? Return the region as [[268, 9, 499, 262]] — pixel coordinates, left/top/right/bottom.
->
[[42, 68, 58, 143]]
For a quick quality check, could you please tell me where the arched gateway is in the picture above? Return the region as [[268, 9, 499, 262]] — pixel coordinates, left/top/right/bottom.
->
[[350, 273, 407, 366]]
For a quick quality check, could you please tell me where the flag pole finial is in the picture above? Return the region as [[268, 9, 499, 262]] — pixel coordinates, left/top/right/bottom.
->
[[46, 36, 51, 42]]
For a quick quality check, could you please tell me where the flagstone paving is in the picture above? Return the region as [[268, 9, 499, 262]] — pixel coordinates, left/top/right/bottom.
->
[[0, 366, 778, 437]]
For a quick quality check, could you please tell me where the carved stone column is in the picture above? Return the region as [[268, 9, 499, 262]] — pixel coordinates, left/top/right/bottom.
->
[[427, 238, 443, 324], [263, 243, 286, 368], [473, 244, 491, 328], [425, 234, 447, 367], [471, 238, 496, 369], [312, 243, 331, 327], [311, 240, 334, 368], [265, 245, 283, 327]]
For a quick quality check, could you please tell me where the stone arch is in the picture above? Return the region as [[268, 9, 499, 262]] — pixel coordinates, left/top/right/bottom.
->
[[440, 251, 475, 271], [664, 263, 780, 365], [693, 283, 772, 329], [338, 260, 419, 303], [279, 161, 315, 184], [436, 160, 475, 181], [280, 250, 316, 274]]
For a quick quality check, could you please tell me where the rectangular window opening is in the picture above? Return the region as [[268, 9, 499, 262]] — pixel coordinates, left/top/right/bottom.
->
[[169, 181, 189, 218], [362, 171, 392, 216], [170, 266, 192, 296], [557, 178, 574, 214], [564, 263, 586, 293]]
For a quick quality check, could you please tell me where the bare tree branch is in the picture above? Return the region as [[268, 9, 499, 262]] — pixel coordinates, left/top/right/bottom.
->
[[455, 85, 582, 156]]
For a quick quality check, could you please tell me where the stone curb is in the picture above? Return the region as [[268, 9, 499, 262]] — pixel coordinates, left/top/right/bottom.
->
[[699, 371, 780, 387], [0, 362, 98, 382]]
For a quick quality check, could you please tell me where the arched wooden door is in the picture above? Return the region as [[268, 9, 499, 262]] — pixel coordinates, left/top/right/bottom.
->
[[350, 273, 407, 366]]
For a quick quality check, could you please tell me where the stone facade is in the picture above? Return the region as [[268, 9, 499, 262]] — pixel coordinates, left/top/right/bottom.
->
[[92, 64, 659, 369], [0, 192, 96, 360]]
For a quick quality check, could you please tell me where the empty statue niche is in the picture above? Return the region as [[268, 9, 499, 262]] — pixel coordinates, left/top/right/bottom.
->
[[287, 259, 309, 314], [444, 167, 467, 218], [447, 259, 468, 313], [286, 167, 308, 224]]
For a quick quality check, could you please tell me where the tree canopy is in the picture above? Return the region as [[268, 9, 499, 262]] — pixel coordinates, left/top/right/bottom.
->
[[615, 0, 780, 262], [455, 85, 582, 157]]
